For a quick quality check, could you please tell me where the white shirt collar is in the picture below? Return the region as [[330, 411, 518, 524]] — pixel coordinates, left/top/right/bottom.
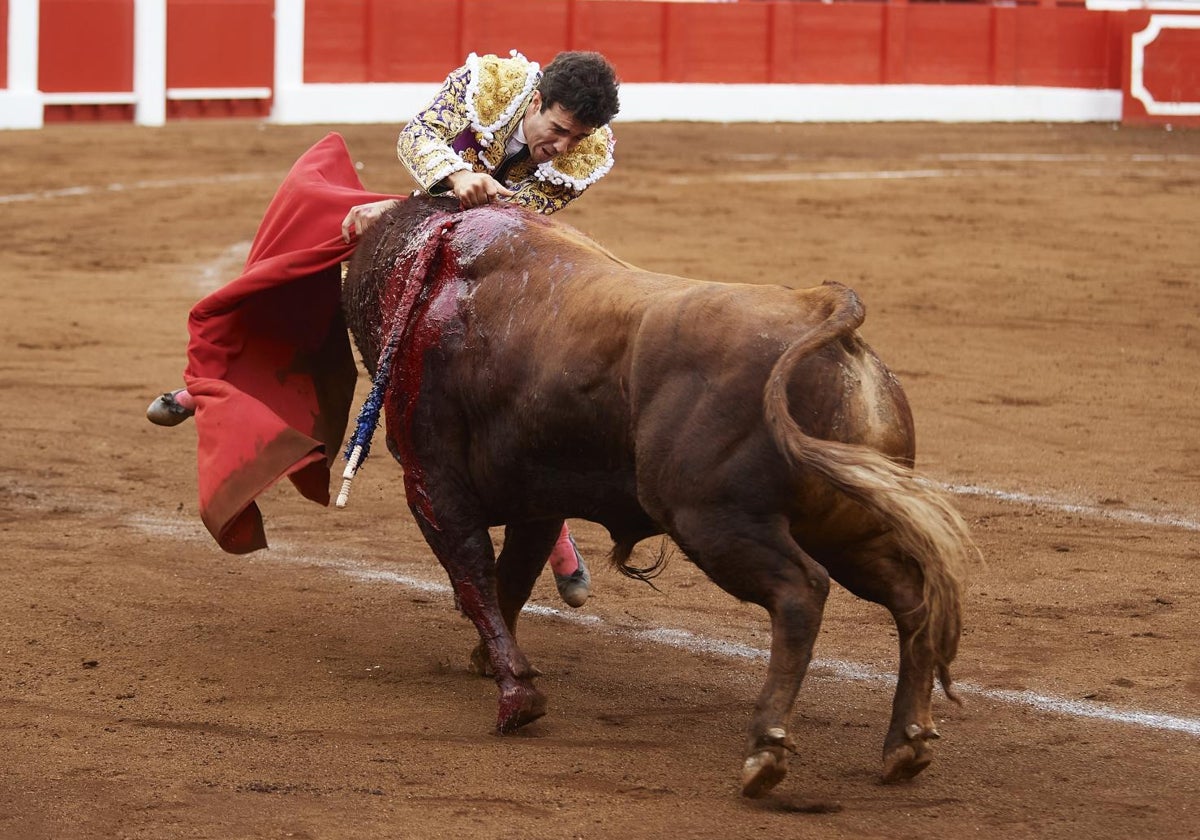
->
[[507, 120, 528, 157]]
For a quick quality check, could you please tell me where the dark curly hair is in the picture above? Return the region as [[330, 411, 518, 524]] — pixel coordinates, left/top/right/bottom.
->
[[537, 51, 620, 129]]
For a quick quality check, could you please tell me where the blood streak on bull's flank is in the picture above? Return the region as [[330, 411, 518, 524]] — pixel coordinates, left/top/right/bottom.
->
[[377, 215, 460, 530], [379, 203, 538, 531]]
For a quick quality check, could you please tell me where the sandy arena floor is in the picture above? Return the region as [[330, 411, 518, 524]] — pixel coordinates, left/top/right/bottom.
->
[[1, 120, 1198, 839]]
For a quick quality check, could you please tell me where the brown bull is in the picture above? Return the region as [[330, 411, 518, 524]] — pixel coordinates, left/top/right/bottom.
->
[[341, 194, 975, 797]]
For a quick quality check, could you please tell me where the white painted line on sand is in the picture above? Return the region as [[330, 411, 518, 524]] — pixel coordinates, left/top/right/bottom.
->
[[931, 152, 1200, 163], [270, 539, 1200, 739], [190, 241, 253, 294], [673, 153, 1199, 185], [668, 168, 983, 185], [720, 152, 1200, 164], [0, 172, 279, 205], [972, 687, 1200, 736], [945, 483, 1200, 532], [11, 480, 1194, 739], [721, 153, 1200, 164]]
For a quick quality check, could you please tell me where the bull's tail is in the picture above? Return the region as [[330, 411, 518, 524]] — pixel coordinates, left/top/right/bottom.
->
[[762, 283, 976, 699]]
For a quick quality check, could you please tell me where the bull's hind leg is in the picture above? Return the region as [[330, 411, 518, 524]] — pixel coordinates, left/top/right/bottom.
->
[[468, 520, 563, 677], [415, 519, 547, 733], [672, 510, 830, 798], [822, 540, 946, 783]]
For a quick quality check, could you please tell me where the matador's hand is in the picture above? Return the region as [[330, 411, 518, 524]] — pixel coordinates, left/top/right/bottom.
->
[[446, 171, 516, 209], [341, 199, 402, 244]]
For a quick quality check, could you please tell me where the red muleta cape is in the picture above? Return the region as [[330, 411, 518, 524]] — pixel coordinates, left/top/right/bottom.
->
[[184, 132, 401, 554]]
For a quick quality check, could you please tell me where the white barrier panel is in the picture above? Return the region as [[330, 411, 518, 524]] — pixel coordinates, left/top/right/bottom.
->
[[1130, 14, 1200, 117], [133, 0, 167, 126], [271, 81, 1123, 126], [1, 0, 41, 129]]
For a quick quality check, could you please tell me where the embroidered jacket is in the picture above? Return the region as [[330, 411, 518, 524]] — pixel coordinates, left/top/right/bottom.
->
[[396, 51, 615, 215]]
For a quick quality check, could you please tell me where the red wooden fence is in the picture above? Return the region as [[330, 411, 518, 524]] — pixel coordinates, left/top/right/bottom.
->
[[3, 0, 1198, 127], [300, 0, 1124, 89], [1, 0, 8, 90], [165, 0, 273, 118]]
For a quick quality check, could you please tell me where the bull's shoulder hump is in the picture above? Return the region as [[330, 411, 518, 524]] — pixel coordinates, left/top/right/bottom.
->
[[540, 220, 635, 268], [638, 280, 845, 336]]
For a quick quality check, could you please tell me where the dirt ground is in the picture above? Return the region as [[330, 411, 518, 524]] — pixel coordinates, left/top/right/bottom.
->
[[1, 119, 1197, 840]]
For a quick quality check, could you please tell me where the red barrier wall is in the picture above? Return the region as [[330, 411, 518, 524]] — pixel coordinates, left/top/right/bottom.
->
[[166, 0, 274, 118], [775, 3, 884, 85], [39, 0, 134, 92], [1, 0, 8, 89], [573, 1, 665, 82], [662, 2, 772, 82], [1145, 27, 1200, 102], [166, 0, 273, 88], [7, 0, 1196, 127], [39, 0, 135, 121], [1121, 10, 1200, 127], [302, 0, 1124, 89]]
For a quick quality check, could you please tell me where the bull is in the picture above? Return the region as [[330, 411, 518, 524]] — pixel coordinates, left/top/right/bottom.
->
[[340, 194, 975, 797]]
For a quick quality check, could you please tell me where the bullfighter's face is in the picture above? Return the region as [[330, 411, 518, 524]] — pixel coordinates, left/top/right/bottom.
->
[[522, 91, 593, 164]]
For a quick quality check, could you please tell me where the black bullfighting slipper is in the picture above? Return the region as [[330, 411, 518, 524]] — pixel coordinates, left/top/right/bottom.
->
[[146, 389, 194, 427], [554, 536, 592, 608]]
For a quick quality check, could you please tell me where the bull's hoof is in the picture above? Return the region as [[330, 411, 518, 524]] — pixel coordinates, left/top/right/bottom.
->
[[881, 740, 933, 783], [740, 727, 793, 798], [741, 749, 788, 798], [496, 684, 547, 733]]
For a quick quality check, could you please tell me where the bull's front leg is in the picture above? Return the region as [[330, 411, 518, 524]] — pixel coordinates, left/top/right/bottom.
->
[[468, 519, 564, 678], [418, 519, 547, 732]]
